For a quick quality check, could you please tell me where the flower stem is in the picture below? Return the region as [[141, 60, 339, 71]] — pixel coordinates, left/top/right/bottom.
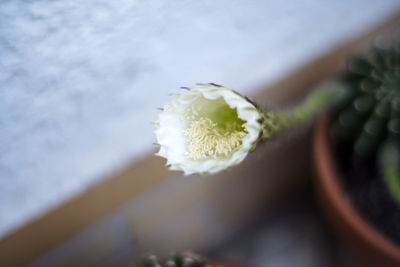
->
[[259, 82, 345, 142], [277, 82, 344, 130], [260, 82, 344, 141]]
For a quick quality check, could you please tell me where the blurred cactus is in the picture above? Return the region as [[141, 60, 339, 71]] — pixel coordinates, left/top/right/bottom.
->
[[142, 251, 217, 267], [332, 38, 400, 205]]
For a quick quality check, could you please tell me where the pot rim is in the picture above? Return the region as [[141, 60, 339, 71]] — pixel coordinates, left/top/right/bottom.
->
[[314, 113, 400, 262]]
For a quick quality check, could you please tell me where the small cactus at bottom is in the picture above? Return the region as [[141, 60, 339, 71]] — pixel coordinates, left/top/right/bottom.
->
[[143, 251, 217, 267]]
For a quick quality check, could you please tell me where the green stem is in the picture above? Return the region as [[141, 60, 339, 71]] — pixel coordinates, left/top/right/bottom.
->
[[282, 82, 344, 126], [260, 82, 345, 141], [380, 140, 400, 205]]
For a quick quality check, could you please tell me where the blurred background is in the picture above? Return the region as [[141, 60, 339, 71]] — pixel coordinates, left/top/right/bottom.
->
[[1, 0, 400, 266]]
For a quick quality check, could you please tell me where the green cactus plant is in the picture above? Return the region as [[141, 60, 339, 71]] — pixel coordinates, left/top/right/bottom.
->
[[142, 251, 218, 267], [332, 39, 400, 205]]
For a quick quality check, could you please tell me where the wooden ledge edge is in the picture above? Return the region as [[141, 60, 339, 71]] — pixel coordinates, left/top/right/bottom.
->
[[0, 153, 169, 266]]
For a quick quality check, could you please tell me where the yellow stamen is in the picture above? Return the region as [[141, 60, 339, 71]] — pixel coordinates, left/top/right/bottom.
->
[[183, 117, 247, 160]]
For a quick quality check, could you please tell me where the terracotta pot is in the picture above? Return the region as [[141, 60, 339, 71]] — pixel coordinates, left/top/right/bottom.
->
[[313, 114, 400, 267]]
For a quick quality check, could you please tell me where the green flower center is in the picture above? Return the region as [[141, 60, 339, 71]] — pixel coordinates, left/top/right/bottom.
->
[[183, 97, 247, 160]]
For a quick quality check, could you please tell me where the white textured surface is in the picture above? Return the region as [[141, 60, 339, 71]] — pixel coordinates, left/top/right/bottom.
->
[[1, 0, 400, 238]]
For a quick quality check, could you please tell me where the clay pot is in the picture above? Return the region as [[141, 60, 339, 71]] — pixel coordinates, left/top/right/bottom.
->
[[313, 114, 400, 267]]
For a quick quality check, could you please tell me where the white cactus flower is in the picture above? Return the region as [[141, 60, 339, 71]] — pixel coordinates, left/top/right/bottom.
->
[[155, 83, 265, 175]]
